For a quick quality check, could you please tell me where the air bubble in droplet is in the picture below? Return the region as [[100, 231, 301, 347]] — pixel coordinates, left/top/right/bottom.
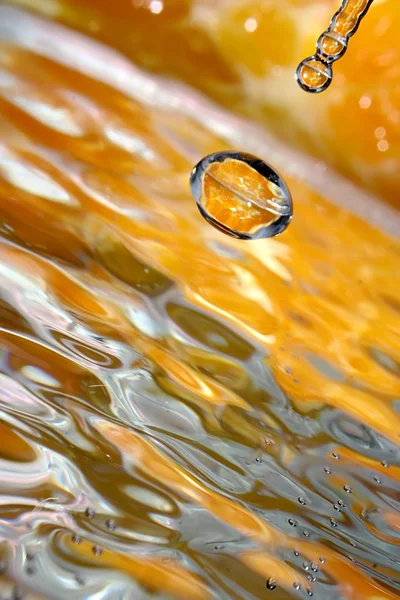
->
[[85, 508, 96, 519], [344, 485, 352, 493], [266, 577, 277, 590], [190, 151, 293, 240], [92, 545, 103, 556], [295, 56, 333, 94], [330, 518, 338, 527], [106, 519, 116, 531], [374, 476, 382, 484], [288, 518, 298, 527], [298, 496, 307, 505], [324, 466, 332, 474], [293, 582, 301, 591]]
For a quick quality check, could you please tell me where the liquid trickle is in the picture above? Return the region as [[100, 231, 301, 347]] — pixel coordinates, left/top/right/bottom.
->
[[190, 151, 293, 239], [296, 0, 374, 93]]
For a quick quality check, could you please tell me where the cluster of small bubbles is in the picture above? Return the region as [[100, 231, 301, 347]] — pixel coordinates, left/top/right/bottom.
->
[[296, 0, 374, 93], [343, 485, 352, 493], [106, 519, 116, 531], [373, 476, 382, 484], [266, 577, 277, 590], [92, 545, 103, 556], [293, 582, 301, 591], [324, 466, 332, 474], [330, 518, 338, 527], [332, 452, 340, 460], [72, 534, 81, 544], [381, 460, 389, 468], [85, 508, 96, 519], [298, 496, 307, 505], [288, 518, 298, 527]]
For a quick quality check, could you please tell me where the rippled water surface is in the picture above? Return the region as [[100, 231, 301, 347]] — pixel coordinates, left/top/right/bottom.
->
[[0, 4, 399, 599]]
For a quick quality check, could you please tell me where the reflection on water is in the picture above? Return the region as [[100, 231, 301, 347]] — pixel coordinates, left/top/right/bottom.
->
[[0, 5, 399, 600]]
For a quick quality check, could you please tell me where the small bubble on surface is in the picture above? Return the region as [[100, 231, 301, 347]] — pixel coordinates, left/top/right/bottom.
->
[[266, 577, 277, 590], [85, 508, 96, 519], [106, 518, 116, 531], [288, 518, 298, 527], [344, 485, 352, 493], [298, 496, 307, 505], [190, 151, 293, 240], [92, 545, 103, 556], [308, 575, 317, 583]]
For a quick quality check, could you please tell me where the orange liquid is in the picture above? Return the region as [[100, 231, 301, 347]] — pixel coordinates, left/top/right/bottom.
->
[[0, 3, 399, 600]]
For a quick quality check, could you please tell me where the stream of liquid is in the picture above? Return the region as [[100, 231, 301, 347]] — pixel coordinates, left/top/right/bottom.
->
[[0, 4, 399, 600]]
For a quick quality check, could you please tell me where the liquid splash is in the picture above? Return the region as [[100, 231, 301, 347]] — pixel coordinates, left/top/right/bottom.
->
[[0, 5, 399, 600], [296, 0, 375, 93]]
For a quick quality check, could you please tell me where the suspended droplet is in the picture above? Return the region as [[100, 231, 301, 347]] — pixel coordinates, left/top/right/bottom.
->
[[190, 151, 293, 240], [298, 496, 307, 505], [343, 485, 352, 493], [85, 508, 96, 519], [266, 577, 277, 590], [288, 518, 298, 527], [296, 56, 333, 94]]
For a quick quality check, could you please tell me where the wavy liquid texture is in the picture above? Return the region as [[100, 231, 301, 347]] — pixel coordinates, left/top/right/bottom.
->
[[7, 0, 400, 210], [0, 5, 399, 600]]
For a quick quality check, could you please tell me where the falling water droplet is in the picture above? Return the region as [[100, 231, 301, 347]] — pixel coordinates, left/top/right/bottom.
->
[[324, 466, 332, 474], [344, 485, 352, 493], [85, 508, 96, 519], [298, 496, 307, 505], [266, 577, 277, 590], [190, 152, 293, 240], [288, 518, 298, 527], [296, 0, 374, 93], [92, 545, 103, 556]]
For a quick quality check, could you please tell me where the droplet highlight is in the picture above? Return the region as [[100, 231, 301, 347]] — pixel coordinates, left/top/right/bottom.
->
[[190, 151, 293, 240]]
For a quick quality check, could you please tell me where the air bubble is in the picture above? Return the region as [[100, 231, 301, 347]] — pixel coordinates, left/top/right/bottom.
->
[[288, 518, 298, 527], [92, 545, 103, 556], [298, 496, 307, 505], [85, 508, 96, 519], [266, 577, 277, 590], [344, 485, 352, 493], [307, 575, 317, 583], [190, 152, 293, 240]]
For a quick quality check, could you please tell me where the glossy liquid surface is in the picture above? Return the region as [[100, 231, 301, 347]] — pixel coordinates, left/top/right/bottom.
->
[[0, 4, 399, 600]]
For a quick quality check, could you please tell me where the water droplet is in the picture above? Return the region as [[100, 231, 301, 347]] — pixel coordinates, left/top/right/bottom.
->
[[296, 56, 333, 93], [288, 518, 298, 527], [13, 589, 23, 600], [307, 588, 314, 597], [214, 544, 225, 550], [26, 552, 35, 561], [294, 550, 299, 557], [319, 557, 326, 563], [337, 500, 345, 508], [330, 518, 338, 527], [333, 503, 341, 512], [381, 460, 389, 468], [72, 534, 81, 544], [324, 466, 332, 474], [298, 496, 307, 505], [266, 577, 277, 590], [303, 530, 310, 537], [92, 545, 103, 556], [307, 575, 317, 583], [190, 152, 293, 240], [332, 452, 340, 459], [373, 476, 382, 484], [85, 508, 96, 519], [303, 562, 310, 571], [75, 575, 85, 586], [293, 582, 301, 591], [255, 457, 262, 463], [343, 485, 352, 493], [311, 562, 319, 572], [106, 519, 116, 531]]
